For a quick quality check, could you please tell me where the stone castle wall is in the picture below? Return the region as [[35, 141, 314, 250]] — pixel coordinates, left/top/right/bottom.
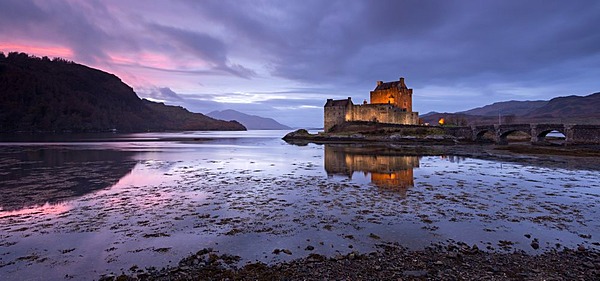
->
[[323, 104, 349, 132], [324, 103, 419, 132], [348, 104, 418, 125], [369, 88, 413, 111]]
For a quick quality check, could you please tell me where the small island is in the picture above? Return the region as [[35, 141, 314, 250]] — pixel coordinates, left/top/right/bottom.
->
[[284, 77, 600, 146]]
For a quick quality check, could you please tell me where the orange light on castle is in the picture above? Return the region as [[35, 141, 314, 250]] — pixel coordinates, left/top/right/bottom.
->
[[438, 118, 445, 125]]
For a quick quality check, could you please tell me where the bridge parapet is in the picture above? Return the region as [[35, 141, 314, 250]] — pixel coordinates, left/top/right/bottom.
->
[[462, 123, 598, 145], [568, 125, 600, 145]]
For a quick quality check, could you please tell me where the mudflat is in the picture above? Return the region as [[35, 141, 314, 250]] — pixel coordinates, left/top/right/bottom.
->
[[1, 134, 598, 280]]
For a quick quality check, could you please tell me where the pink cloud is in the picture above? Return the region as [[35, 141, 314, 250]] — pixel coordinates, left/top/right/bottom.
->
[[0, 43, 73, 58]]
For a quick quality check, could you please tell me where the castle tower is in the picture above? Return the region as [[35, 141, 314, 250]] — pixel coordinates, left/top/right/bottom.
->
[[369, 77, 413, 112]]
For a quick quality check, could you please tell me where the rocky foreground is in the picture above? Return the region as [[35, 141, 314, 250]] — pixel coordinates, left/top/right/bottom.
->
[[103, 243, 599, 280]]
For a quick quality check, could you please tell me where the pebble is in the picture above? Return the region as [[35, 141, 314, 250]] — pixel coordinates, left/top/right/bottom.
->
[[583, 262, 594, 269], [531, 241, 540, 250], [403, 270, 427, 277], [115, 244, 600, 281]]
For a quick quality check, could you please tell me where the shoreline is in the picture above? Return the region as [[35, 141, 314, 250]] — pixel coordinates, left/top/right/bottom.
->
[[105, 242, 600, 280], [283, 129, 600, 171]]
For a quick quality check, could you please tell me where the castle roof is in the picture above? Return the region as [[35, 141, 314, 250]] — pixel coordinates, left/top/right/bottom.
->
[[374, 77, 409, 91], [325, 97, 353, 107]]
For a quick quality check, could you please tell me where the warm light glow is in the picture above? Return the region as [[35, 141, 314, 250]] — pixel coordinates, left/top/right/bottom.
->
[[371, 170, 414, 189], [438, 118, 445, 125]]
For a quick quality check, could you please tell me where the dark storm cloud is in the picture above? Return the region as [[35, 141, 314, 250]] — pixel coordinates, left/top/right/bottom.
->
[[0, 0, 254, 77], [5, 0, 598, 89], [0, 0, 48, 24], [149, 24, 227, 64], [181, 0, 600, 94], [2, 0, 599, 123], [148, 24, 255, 78], [178, 0, 460, 84], [0, 0, 130, 63]]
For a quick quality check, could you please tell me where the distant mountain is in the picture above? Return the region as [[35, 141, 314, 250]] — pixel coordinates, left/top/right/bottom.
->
[[524, 93, 600, 119], [207, 109, 291, 130], [419, 111, 439, 118], [0, 52, 245, 132], [459, 100, 547, 116], [421, 92, 600, 125]]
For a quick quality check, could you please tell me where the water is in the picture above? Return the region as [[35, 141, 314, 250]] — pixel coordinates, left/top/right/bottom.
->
[[0, 130, 598, 280]]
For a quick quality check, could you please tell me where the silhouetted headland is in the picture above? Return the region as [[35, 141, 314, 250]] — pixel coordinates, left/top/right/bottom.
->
[[0, 52, 246, 133]]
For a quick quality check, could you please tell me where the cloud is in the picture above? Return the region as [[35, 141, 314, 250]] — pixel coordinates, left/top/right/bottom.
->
[[140, 22, 256, 78], [0, 0, 135, 64], [137, 86, 184, 103], [1, 0, 599, 127]]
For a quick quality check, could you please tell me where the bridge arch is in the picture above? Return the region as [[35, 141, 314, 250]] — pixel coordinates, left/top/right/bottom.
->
[[474, 129, 494, 142], [536, 129, 565, 139], [531, 124, 568, 144], [498, 129, 532, 145], [535, 129, 567, 144], [472, 125, 496, 142]]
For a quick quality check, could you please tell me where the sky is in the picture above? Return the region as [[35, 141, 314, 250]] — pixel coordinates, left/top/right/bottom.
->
[[1, 0, 599, 128]]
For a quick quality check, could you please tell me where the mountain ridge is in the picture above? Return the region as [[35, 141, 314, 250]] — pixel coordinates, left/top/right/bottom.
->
[[458, 100, 548, 116], [420, 92, 600, 125], [207, 109, 291, 130]]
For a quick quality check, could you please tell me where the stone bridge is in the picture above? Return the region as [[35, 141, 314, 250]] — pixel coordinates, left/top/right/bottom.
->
[[470, 124, 600, 145]]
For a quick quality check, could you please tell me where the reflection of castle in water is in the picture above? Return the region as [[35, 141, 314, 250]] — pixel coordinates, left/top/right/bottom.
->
[[324, 145, 419, 190]]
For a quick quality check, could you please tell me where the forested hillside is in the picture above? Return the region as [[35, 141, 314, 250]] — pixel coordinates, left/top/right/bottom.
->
[[0, 52, 245, 132]]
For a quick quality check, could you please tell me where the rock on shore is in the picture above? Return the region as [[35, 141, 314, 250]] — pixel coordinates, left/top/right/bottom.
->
[[102, 243, 599, 280], [282, 128, 462, 145]]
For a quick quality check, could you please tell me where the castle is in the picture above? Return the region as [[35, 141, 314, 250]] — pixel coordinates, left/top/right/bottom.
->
[[324, 77, 419, 132]]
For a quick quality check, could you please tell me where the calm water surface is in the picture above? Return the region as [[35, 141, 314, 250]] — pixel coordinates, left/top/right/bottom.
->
[[0, 130, 598, 280]]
